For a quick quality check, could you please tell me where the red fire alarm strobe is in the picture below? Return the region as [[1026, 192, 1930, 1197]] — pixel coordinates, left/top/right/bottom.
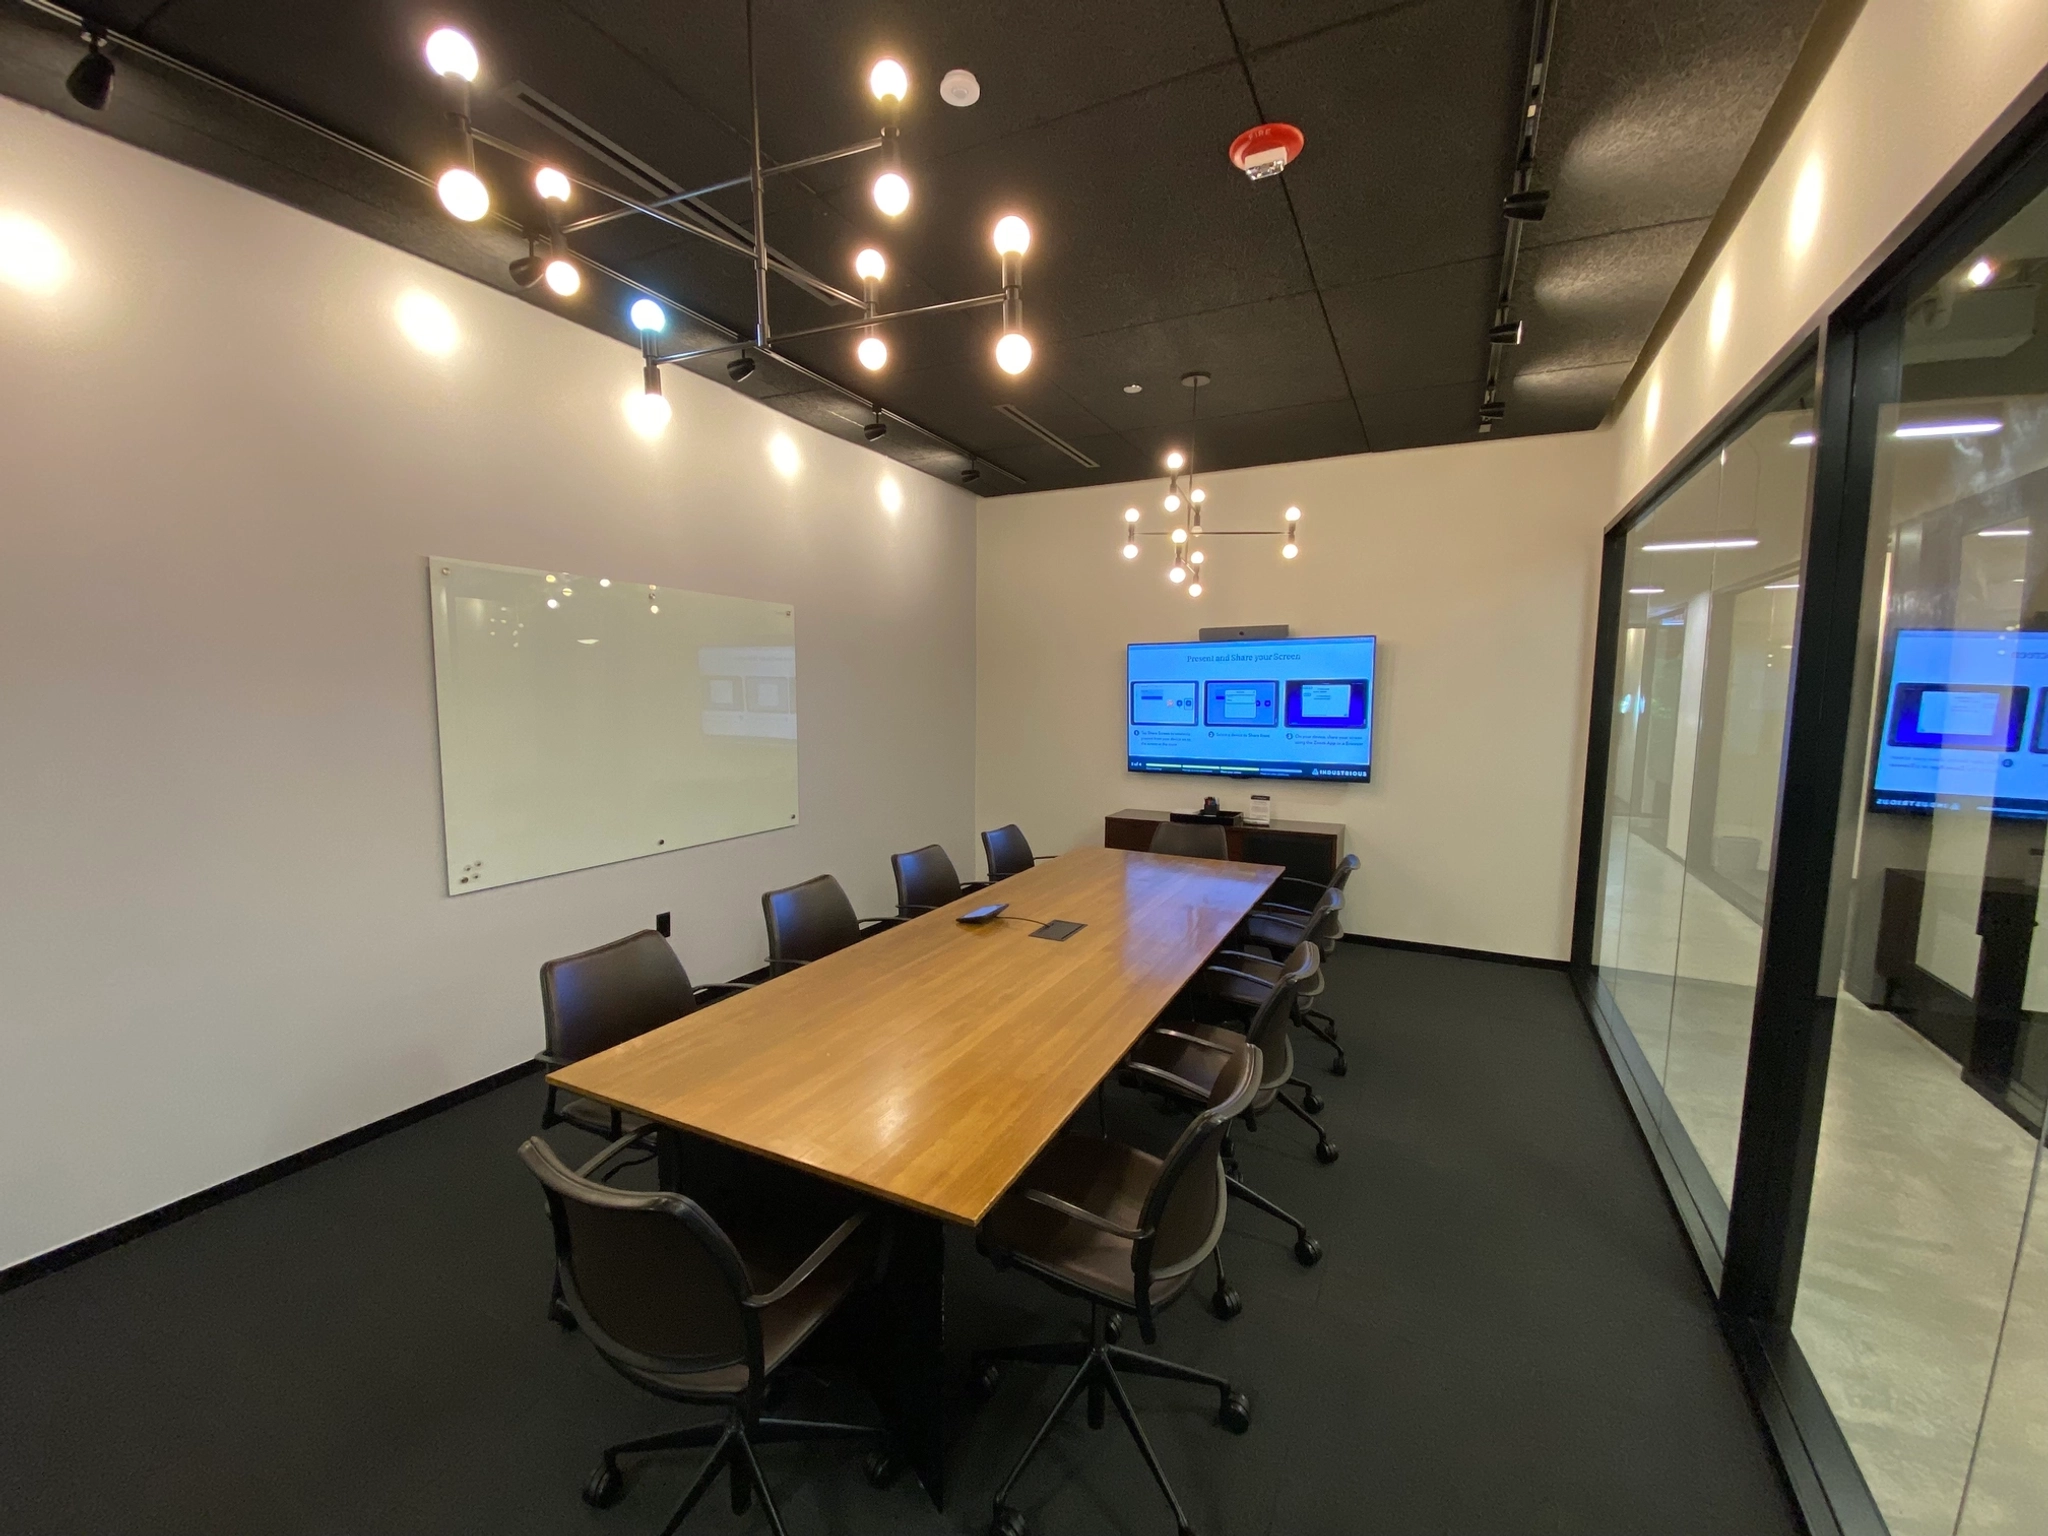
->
[[1228, 122, 1305, 180]]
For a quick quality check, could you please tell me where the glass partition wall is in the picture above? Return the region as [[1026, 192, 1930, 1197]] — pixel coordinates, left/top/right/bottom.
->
[[1575, 109, 2048, 1536], [1593, 369, 1816, 1215]]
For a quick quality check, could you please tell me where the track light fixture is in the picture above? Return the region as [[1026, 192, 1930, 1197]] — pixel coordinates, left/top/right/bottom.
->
[[65, 29, 114, 111], [961, 462, 981, 484], [1501, 188, 1550, 221], [864, 414, 888, 442], [1479, 399, 1506, 422], [1118, 374, 1303, 591], [1489, 319, 1524, 345], [406, 11, 1031, 469]]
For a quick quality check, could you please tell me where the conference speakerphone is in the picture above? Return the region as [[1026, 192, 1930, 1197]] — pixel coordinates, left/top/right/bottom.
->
[[956, 902, 1085, 941], [1128, 635, 1376, 781]]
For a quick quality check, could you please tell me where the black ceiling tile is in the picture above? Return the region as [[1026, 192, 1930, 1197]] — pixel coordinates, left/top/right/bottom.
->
[[1223, 0, 1434, 53], [1052, 294, 1352, 431], [1169, 399, 1368, 475], [1510, 218, 1707, 381], [1354, 380, 1488, 451], [1246, 0, 1528, 289], [1499, 359, 1631, 435], [1320, 258, 1497, 398], [1532, 0, 1825, 249]]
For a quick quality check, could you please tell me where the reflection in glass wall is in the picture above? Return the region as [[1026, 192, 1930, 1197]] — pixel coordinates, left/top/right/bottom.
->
[[1800, 186, 2048, 1536], [1594, 369, 1816, 1199]]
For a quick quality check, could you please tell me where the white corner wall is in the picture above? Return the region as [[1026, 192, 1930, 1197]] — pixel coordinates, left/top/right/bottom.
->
[[976, 430, 1617, 961], [0, 99, 976, 1270], [1614, 0, 2048, 506]]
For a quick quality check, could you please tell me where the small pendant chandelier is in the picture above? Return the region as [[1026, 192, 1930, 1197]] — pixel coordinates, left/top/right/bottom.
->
[[1119, 372, 1302, 595]]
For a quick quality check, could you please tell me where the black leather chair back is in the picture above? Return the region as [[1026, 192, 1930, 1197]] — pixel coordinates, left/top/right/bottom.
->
[[1239, 943, 1317, 1086], [1305, 888, 1345, 955], [762, 874, 861, 975], [892, 843, 964, 917], [541, 930, 699, 1065], [1149, 821, 1229, 860], [981, 823, 1037, 880], [518, 1136, 763, 1397], [1136, 1039, 1260, 1321]]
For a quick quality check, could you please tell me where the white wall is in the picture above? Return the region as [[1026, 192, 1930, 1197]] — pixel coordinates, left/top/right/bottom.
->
[[0, 99, 977, 1270], [976, 430, 1616, 961], [1613, 0, 2048, 507]]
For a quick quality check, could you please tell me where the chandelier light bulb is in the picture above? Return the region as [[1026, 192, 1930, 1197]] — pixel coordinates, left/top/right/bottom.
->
[[869, 58, 908, 102], [854, 247, 887, 281], [995, 331, 1033, 374], [437, 167, 490, 222], [424, 28, 479, 82], [1190, 548, 1204, 565], [857, 335, 888, 370], [543, 257, 581, 296], [873, 171, 910, 217], [629, 298, 666, 332], [1170, 526, 1187, 544], [1285, 505, 1302, 522], [1123, 507, 1141, 523], [1122, 541, 1140, 559], [1164, 492, 1182, 514], [1165, 451, 1185, 471], [1282, 542, 1299, 559], [1190, 487, 1205, 504], [625, 388, 671, 438], [1168, 564, 1187, 584], [1188, 579, 1203, 597], [1967, 257, 1998, 288], [992, 216, 1032, 256], [534, 167, 572, 203]]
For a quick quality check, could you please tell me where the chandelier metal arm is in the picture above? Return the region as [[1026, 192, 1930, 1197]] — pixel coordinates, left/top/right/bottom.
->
[[763, 291, 1006, 347], [560, 137, 884, 236]]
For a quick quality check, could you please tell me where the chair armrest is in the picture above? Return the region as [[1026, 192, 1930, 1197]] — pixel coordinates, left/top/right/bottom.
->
[[693, 981, 754, 1002], [1020, 1188, 1145, 1241], [1122, 1060, 1208, 1100], [767, 958, 810, 977], [574, 1125, 657, 1180], [960, 880, 990, 893], [1149, 1026, 1238, 1056], [1033, 854, 1057, 863], [535, 1050, 571, 1071], [1204, 963, 1281, 992], [1214, 948, 1280, 965], [745, 1211, 871, 1309], [897, 903, 940, 916], [1253, 900, 1313, 918], [856, 916, 902, 931]]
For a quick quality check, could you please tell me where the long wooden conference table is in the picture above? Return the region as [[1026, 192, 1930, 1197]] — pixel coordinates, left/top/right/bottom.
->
[[547, 845, 1282, 1506]]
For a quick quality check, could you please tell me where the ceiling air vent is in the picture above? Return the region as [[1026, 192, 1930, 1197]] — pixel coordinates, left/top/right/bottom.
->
[[997, 405, 1099, 468]]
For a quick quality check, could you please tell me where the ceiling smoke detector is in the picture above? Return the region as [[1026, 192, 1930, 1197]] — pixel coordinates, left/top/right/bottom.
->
[[940, 68, 980, 107], [1228, 122, 1304, 181]]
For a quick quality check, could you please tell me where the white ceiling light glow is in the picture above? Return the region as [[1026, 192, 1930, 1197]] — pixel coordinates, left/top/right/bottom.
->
[[404, 19, 1036, 477], [0, 212, 70, 294], [1640, 537, 1761, 552], [1894, 420, 2003, 439], [395, 289, 459, 355]]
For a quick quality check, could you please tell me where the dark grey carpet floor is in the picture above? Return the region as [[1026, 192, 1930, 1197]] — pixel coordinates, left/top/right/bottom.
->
[[0, 944, 1798, 1535]]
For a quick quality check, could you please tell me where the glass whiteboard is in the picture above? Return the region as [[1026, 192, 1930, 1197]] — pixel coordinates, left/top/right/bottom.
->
[[428, 558, 797, 894]]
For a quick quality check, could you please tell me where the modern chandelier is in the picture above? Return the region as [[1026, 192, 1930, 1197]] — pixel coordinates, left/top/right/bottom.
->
[[415, 1, 1038, 443], [1120, 373, 1303, 597]]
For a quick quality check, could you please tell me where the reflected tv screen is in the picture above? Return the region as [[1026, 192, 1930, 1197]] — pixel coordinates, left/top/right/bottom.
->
[[1127, 635, 1375, 781], [1870, 629, 2048, 818]]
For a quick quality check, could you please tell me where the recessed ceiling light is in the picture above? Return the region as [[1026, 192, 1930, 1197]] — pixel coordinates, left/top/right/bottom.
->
[[1627, 587, 1664, 595], [940, 68, 980, 107], [1640, 537, 1760, 552], [1895, 419, 2002, 439], [1978, 527, 2029, 537], [1124, 383, 1142, 394]]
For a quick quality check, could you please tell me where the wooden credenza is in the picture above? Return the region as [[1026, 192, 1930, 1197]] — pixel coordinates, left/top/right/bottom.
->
[[1104, 808, 1345, 887]]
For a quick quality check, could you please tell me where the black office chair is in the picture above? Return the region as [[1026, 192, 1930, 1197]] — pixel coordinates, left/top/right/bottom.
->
[[972, 1038, 1261, 1536], [519, 1134, 887, 1536], [1246, 885, 1350, 1075], [761, 874, 897, 977], [539, 930, 749, 1143], [982, 823, 1054, 882], [890, 843, 986, 918], [1125, 941, 1331, 1279], [1251, 852, 1357, 930], [1148, 821, 1229, 860]]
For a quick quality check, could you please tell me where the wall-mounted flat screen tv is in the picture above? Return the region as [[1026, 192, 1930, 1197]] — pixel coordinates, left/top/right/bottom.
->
[[1870, 628, 2048, 819], [1128, 635, 1376, 781]]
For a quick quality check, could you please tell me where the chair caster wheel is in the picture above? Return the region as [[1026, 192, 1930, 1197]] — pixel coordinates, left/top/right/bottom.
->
[[1294, 1235, 1323, 1267], [548, 1294, 577, 1331], [1218, 1389, 1252, 1435], [1315, 1139, 1340, 1165], [969, 1361, 1002, 1403], [1104, 1313, 1123, 1344], [582, 1463, 623, 1508], [1329, 1057, 1349, 1077], [993, 1502, 1028, 1536], [1212, 1281, 1243, 1320], [863, 1446, 903, 1489], [1302, 1089, 1325, 1113]]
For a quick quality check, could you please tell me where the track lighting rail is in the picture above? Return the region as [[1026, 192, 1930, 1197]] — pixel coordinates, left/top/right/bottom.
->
[[1476, 0, 1560, 435]]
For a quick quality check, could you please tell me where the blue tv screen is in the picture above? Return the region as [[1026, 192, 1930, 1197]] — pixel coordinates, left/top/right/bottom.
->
[[1127, 635, 1376, 781], [1871, 629, 2048, 818]]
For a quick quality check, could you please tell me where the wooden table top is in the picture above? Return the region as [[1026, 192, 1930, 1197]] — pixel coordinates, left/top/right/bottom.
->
[[546, 846, 1281, 1226]]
